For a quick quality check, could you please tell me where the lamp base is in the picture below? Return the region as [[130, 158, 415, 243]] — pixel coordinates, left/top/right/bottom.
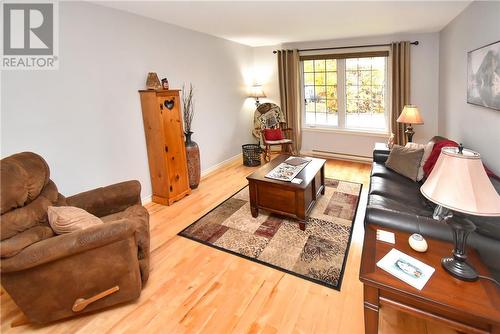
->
[[442, 215, 478, 282], [405, 124, 415, 142], [441, 257, 478, 281]]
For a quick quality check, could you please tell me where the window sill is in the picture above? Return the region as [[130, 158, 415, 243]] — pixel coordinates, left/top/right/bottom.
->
[[302, 126, 390, 138]]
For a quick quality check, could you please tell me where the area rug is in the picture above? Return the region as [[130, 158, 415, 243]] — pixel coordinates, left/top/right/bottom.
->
[[178, 179, 362, 290]]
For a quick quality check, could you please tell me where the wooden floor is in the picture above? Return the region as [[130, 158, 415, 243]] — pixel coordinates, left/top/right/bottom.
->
[[0, 156, 457, 334]]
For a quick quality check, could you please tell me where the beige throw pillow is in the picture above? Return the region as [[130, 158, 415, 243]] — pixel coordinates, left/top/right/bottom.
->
[[47, 206, 103, 234], [385, 145, 425, 181], [405, 142, 434, 181]]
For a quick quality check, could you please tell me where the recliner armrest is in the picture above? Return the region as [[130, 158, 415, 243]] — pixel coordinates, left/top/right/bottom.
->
[[66, 180, 141, 217], [0, 219, 137, 273]]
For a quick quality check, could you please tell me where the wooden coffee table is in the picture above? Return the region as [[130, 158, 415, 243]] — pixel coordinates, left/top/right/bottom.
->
[[246, 155, 326, 230], [359, 224, 500, 334]]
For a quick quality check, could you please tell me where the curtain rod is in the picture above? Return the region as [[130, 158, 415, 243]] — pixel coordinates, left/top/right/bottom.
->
[[272, 41, 419, 54]]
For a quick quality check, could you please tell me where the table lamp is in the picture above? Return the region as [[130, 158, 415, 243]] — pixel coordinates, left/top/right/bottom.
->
[[397, 105, 424, 142], [248, 85, 266, 107], [420, 145, 500, 281]]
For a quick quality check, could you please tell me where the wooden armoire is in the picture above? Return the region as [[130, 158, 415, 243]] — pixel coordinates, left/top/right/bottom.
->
[[139, 89, 191, 205]]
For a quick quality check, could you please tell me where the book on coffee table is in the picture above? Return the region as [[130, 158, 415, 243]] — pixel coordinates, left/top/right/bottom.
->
[[285, 157, 311, 166], [265, 157, 311, 181]]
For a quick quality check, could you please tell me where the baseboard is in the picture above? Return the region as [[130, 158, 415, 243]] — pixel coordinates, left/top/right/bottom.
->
[[141, 194, 152, 205], [301, 150, 372, 163], [201, 153, 242, 180], [141, 153, 243, 204]]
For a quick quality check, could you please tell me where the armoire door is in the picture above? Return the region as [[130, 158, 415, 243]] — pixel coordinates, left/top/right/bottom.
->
[[157, 94, 190, 197]]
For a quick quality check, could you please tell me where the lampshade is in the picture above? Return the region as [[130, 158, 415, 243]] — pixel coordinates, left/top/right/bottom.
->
[[248, 85, 266, 98], [421, 147, 500, 216], [397, 105, 424, 124]]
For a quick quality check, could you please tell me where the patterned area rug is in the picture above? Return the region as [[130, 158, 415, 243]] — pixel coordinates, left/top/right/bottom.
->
[[178, 179, 362, 290]]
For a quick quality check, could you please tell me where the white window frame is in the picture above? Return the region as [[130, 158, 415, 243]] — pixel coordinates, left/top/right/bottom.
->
[[300, 47, 391, 136]]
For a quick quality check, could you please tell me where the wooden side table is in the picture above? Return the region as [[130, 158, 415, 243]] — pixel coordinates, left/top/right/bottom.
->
[[373, 142, 390, 154], [359, 224, 500, 334]]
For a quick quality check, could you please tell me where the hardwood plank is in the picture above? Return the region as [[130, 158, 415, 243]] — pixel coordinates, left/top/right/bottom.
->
[[0, 153, 456, 334]]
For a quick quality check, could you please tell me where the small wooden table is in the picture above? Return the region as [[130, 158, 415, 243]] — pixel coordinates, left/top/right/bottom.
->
[[359, 224, 500, 334], [246, 155, 326, 230]]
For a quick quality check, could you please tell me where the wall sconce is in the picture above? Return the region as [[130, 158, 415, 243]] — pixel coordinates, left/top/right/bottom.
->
[[247, 85, 266, 107]]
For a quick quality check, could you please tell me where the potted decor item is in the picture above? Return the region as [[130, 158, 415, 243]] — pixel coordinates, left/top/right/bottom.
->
[[161, 78, 169, 90], [146, 72, 161, 90], [182, 83, 200, 189]]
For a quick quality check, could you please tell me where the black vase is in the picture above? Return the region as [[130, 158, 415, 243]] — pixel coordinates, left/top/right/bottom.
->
[[184, 131, 200, 189]]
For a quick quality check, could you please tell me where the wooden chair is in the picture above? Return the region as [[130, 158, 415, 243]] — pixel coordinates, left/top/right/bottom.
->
[[253, 103, 295, 161]]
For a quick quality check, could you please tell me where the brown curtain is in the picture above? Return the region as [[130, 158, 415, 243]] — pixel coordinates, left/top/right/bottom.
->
[[391, 41, 411, 146], [277, 49, 301, 153]]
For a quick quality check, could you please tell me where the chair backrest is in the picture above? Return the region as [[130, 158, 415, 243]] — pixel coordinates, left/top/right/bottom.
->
[[252, 103, 286, 139], [0, 152, 58, 256]]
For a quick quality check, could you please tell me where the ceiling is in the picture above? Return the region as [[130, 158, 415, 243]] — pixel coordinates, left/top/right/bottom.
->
[[96, 1, 471, 47]]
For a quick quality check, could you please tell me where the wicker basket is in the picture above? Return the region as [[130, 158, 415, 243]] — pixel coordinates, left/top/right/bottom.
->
[[242, 144, 261, 167]]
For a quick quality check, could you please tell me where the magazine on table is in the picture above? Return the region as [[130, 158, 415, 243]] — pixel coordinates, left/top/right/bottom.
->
[[376, 248, 435, 290], [265, 156, 312, 182]]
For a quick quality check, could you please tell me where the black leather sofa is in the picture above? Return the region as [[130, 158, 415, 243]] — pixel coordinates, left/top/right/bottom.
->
[[365, 136, 500, 279]]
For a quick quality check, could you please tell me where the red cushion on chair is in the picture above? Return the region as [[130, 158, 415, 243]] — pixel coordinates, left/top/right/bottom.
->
[[263, 128, 284, 141]]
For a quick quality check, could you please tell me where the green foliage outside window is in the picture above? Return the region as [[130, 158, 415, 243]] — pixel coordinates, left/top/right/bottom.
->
[[304, 57, 386, 118]]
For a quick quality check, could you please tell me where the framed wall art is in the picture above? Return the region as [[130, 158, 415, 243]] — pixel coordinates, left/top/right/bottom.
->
[[467, 40, 500, 111]]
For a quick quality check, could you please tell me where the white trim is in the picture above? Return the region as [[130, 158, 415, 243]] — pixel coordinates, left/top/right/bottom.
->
[[201, 153, 242, 180], [140, 153, 242, 205], [302, 126, 390, 138], [141, 195, 152, 205], [301, 150, 372, 163]]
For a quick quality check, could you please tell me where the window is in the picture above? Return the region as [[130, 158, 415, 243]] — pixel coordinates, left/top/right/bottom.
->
[[302, 52, 389, 132]]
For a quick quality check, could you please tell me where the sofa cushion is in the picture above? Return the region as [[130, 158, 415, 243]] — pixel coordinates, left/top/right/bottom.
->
[[48, 206, 103, 234], [263, 128, 284, 141], [385, 145, 424, 181], [368, 194, 433, 217], [371, 162, 418, 185], [406, 142, 434, 181]]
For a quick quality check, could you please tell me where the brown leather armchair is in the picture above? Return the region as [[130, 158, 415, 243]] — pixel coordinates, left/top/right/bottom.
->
[[0, 152, 150, 324]]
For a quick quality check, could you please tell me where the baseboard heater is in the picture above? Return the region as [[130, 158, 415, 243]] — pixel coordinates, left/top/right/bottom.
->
[[308, 149, 372, 163]]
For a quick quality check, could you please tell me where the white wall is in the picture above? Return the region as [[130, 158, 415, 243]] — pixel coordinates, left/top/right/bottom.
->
[[1, 1, 254, 200], [439, 1, 500, 175], [251, 45, 281, 106], [253, 33, 440, 158]]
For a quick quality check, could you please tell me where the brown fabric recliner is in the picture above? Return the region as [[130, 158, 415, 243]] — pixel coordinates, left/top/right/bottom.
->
[[0, 152, 150, 324]]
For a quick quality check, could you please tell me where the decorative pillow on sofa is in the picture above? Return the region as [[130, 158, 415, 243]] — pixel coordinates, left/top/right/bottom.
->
[[385, 145, 425, 181], [263, 128, 284, 141], [47, 206, 103, 234], [406, 142, 434, 181]]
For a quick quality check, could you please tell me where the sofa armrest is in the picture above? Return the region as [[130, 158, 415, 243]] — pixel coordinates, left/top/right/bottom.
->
[[0, 219, 137, 273], [66, 180, 141, 217], [373, 151, 390, 164]]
